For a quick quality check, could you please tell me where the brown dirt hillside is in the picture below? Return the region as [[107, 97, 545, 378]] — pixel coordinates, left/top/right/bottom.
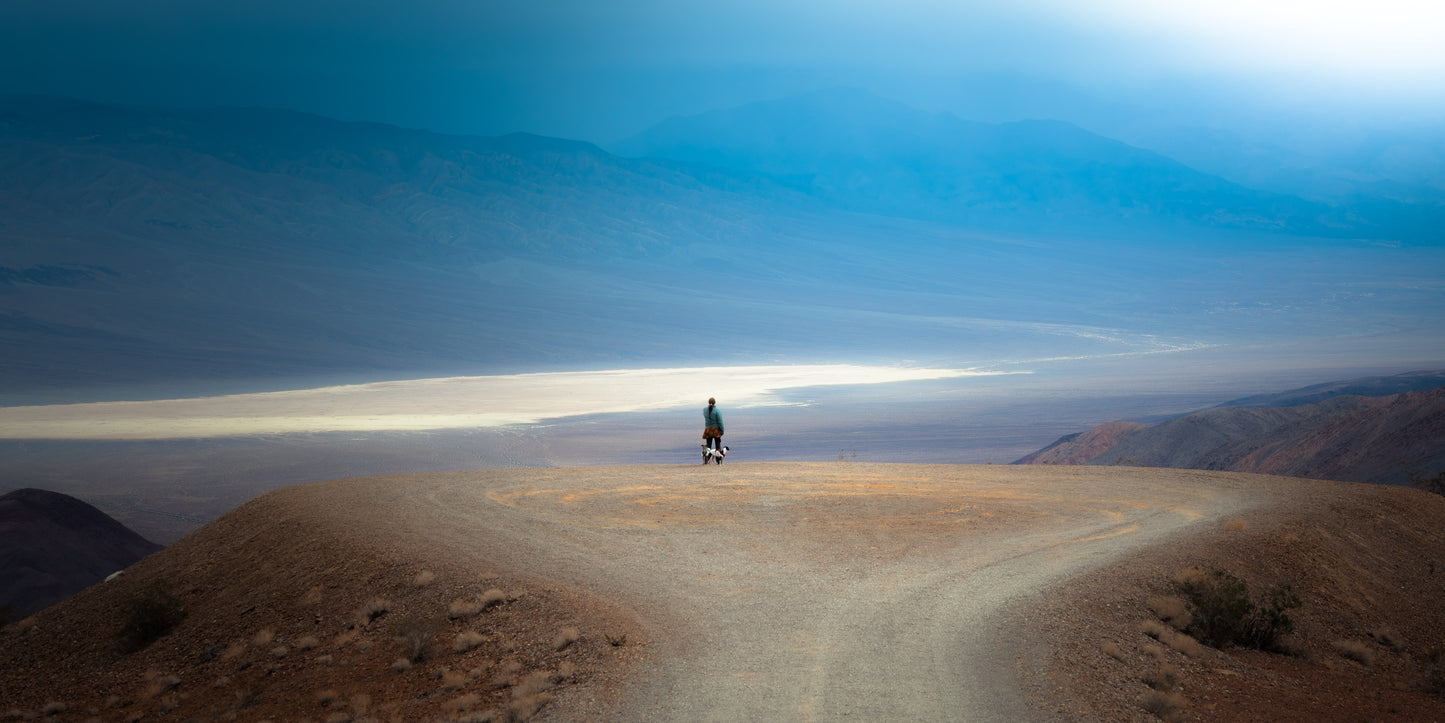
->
[[0, 481, 645, 722], [1018, 476, 1445, 721], [2, 465, 1444, 721], [1016, 421, 1146, 465], [1018, 387, 1445, 486]]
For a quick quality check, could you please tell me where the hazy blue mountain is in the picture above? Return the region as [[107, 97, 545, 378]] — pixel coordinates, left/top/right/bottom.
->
[[2, 95, 1440, 405], [612, 88, 1418, 237]]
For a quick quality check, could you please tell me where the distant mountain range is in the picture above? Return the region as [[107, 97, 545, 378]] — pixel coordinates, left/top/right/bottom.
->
[[613, 88, 1442, 240], [0, 488, 161, 618], [1, 92, 1440, 402], [1014, 371, 1445, 486]]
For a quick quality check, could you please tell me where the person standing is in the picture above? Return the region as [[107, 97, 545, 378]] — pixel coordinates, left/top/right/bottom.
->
[[702, 397, 724, 463]]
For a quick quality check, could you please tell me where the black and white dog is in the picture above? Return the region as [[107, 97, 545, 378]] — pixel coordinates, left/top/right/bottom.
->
[[701, 444, 729, 464]]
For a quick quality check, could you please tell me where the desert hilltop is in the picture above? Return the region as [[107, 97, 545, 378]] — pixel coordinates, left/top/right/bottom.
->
[[3, 463, 1442, 721]]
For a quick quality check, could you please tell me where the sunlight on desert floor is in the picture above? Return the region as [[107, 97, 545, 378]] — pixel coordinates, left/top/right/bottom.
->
[[0, 364, 1012, 439]]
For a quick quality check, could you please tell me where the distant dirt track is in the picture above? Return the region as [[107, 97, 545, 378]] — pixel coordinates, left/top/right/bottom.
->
[[301, 463, 1282, 721]]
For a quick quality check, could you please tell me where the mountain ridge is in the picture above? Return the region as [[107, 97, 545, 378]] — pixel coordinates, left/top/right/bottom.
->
[[0, 488, 161, 618], [1013, 371, 1445, 485]]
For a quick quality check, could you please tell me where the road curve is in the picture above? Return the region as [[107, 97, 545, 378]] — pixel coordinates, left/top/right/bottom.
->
[[306, 463, 1281, 721]]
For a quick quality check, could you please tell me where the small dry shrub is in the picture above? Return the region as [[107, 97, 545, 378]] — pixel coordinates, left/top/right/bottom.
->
[[441, 668, 472, 692], [1139, 620, 1169, 641], [156, 695, 178, 714], [316, 654, 334, 665], [357, 598, 391, 627], [490, 661, 522, 689], [1148, 596, 1192, 630], [1224, 518, 1247, 531], [414, 570, 436, 587], [315, 689, 339, 708], [513, 671, 554, 700], [1333, 639, 1375, 668], [552, 627, 580, 651], [1143, 664, 1181, 691], [395, 613, 443, 663], [303, 586, 324, 605], [1369, 628, 1401, 649], [455, 630, 487, 653], [1165, 631, 1203, 658], [143, 673, 181, 698], [551, 661, 576, 683], [252, 629, 274, 647], [392, 657, 413, 673], [42, 701, 66, 716], [1101, 641, 1126, 661], [335, 629, 361, 646], [296, 635, 319, 651], [446, 693, 482, 714], [270, 645, 289, 658], [1141, 690, 1186, 721], [449, 598, 484, 619], [350, 693, 370, 715], [604, 634, 627, 647], [221, 640, 247, 660]]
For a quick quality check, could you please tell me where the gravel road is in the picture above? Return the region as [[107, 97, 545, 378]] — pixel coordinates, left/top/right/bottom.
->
[[315, 462, 1280, 721]]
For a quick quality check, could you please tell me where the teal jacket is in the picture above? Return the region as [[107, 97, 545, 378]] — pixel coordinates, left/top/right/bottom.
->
[[703, 405, 724, 434]]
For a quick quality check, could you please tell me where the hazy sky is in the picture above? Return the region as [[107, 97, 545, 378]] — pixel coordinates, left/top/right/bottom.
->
[[3, 1, 1442, 142]]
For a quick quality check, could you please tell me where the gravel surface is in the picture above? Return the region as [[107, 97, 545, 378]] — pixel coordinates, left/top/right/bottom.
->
[[301, 463, 1286, 720], [7, 462, 1441, 721]]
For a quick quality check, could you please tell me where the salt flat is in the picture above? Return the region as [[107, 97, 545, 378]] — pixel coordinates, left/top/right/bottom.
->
[[0, 364, 1006, 439]]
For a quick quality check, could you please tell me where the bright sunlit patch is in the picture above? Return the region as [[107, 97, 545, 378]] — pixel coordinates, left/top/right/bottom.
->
[[0, 364, 1012, 439], [1081, 0, 1445, 81]]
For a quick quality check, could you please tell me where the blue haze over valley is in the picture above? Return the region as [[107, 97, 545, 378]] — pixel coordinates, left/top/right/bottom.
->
[[1, 1, 1442, 539]]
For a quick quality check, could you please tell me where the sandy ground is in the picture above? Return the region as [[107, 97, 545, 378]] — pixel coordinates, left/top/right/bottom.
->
[[295, 463, 1280, 720], [6, 463, 1442, 721]]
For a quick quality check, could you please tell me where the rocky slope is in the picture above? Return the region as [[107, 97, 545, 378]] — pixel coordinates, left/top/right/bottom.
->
[[1015, 376, 1445, 486]]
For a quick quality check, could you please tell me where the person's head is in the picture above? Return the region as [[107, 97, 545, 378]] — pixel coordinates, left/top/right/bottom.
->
[[708, 397, 716, 406]]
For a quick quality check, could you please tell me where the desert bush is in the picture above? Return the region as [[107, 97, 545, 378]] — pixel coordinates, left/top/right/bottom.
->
[[116, 582, 187, 653], [414, 570, 436, 587], [1369, 628, 1401, 649], [1141, 690, 1186, 721], [604, 633, 627, 647], [1333, 639, 1375, 668], [357, 598, 391, 627], [1143, 664, 1181, 691], [296, 635, 319, 651], [552, 627, 580, 651], [1148, 596, 1193, 630], [441, 668, 472, 691], [1101, 641, 1126, 661], [144, 673, 182, 698], [454, 630, 487, 653], [1173, 568, 1299, 650], [394, 613, 443, 663]]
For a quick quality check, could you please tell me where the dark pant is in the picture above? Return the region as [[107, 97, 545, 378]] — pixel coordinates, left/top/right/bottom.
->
[[706, 436, 723, 450]]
